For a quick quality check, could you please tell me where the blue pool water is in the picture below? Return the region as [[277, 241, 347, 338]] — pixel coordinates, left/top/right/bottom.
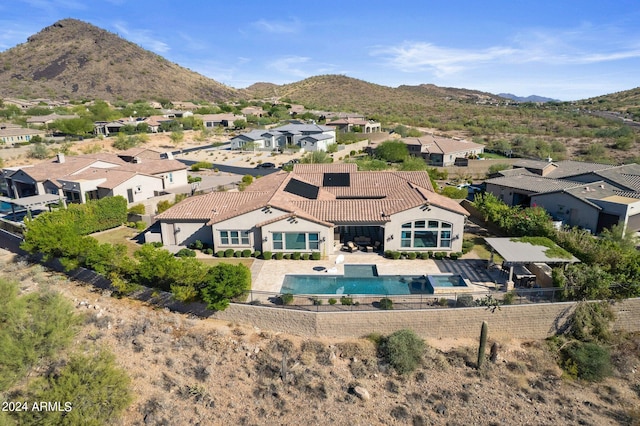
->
[[280, 265, 466, 295]]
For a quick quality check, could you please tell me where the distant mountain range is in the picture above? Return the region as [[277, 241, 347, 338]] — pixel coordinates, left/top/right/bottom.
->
[[497, 93, 560, 103], [0, 18, 637, 116]]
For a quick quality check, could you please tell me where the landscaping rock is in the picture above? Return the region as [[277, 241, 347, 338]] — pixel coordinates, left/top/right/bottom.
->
[[354, 386, 371, 401]]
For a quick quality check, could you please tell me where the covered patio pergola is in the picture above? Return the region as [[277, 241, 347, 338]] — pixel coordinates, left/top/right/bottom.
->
[[484, 237, 580, 289], [0, 194, 64, 221]]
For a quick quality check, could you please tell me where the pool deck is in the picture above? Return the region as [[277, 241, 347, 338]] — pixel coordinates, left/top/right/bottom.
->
[[251, 252, 507, 296]]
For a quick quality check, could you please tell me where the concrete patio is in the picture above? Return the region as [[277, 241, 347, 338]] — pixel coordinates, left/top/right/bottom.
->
[[250, 252, 506, 296]]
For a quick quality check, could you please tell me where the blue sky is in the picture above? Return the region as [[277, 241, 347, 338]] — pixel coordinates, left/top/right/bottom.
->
[[2, 0, 639, 100]]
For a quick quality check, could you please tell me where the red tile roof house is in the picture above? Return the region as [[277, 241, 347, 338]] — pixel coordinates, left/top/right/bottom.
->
[[398, 135, 485, 166], [1, 151, 187, 204], [155, 163, 469, 256]]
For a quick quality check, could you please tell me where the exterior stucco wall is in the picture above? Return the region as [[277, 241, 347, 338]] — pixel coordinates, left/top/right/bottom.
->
[[262, 217, 333, 255], [161, 169, 188, 189], [160, 220, 212, 246], [113, 174, 164, 203], [384, 205, 465, 252], [530, 192, 600, 231], [211, 207, 288, 251]]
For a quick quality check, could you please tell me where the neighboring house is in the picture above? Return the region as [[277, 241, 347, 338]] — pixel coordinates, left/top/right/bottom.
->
[[241, 106, 266, 117], [230, 123, 336, 152], [199, 113, 246, 128], [325, 117, 381, 133], [155, 163, 469, 254], [0, 126, 46, 146], [398, 135, 485, 166], [171, 101, 198, 110], [485, 160, 640, 235], [26, 113, 79, 126], [1, 151, 187, 204]]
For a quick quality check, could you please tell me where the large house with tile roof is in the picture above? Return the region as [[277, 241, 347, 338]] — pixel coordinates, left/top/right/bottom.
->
[[155, 163, 469, 255], [230, 123, 336, 152], [396, 135, 485, 166], [1, 150, 187, 204], [485, 160, 640, 235]]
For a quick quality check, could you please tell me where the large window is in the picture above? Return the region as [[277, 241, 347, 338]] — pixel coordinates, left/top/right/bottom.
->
[[400, 220, 452, 248], [220, 230, 250, 246], [272, 232, 319, 251]]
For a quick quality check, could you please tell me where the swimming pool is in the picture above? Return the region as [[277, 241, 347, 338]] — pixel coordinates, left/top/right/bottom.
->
[[280, 264, 468, 295]]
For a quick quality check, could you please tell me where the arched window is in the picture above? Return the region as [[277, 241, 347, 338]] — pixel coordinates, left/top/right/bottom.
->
[[400, 220, 452, 249]]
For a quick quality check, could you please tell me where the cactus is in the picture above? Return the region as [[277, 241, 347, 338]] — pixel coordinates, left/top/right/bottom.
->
[[477, 321, 488, 369]]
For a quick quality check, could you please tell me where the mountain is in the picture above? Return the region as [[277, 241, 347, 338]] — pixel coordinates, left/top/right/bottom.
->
[[498, 93, 560, 103], [243, 74, 504, 124], [0, 19, 238, 102]]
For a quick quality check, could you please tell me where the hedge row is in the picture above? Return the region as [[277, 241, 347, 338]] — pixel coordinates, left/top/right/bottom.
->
[[383, 250, 462, 260]]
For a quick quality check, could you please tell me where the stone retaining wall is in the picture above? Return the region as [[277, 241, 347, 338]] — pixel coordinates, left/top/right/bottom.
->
[[215, 299, 640, 340]]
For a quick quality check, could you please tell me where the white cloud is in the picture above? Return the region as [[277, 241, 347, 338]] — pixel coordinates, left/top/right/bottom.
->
[[251, 18, 301, 34], [113, 22, 170, 54]]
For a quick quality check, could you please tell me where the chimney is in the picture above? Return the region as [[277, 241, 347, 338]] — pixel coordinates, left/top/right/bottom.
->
[[56, 153, 65, 163]]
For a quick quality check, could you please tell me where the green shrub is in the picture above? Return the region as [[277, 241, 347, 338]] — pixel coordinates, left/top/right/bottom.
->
[[200, 263, 251, 311], [252, 250, 261, 258], [456, 294, 475, 307], [190, 161, 213, 171], [291, 252, 301, 260], [390, 251, 401, 260], [283, 254, 291, 260], [384, 250, 393, 258], [328, 298, 337, 305], [262, 251, 272, 260], [449, 252, 462, 260], [311, 251, 321, 260], [379, 298, 394, 310], [17, 350, 132, 425], [241, 249, 252, 258], [340, 296, 353, 306], [135, 221, 147, 231], [407, 252, 417, 260], [311, 297, 323, 306], [280, 293, 294, 305], [175, 248, 196, 258], [438, 298, 449, 307], [275, 252, 284, 260], [502, 291, 516, 305], [433, 252, 447, 260], [380, 329, 425, 375], [462, 240, 474, 254], [216, 250, 225, 258], [419, 252, 430, 260], [233, 250, 242, 258], [562, 342, 612, 381], [224, 248, 235, 258], [203, 248, 213, 255], [190, 240, 204, 250], [301, 253, 310, 260], [127, 204, 145, 215]]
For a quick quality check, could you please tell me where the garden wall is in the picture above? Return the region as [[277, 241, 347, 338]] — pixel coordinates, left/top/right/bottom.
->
[[214, 298, 640, 340]]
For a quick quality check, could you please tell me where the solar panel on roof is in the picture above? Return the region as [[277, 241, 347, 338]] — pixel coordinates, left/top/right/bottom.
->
[[284, 178, 319, 199], [323, 172, 350, 187]]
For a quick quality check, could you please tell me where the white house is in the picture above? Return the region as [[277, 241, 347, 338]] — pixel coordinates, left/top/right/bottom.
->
[[230, 123, 336, 152]]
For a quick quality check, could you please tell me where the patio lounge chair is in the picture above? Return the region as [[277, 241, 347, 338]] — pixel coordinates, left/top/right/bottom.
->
[[341, 241, 359, 252]]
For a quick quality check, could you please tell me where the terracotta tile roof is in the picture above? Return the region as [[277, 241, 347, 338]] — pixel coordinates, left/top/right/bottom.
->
[[400, 135, 484, 154], [157, 164, 468, 225], [70, 168, 158, 190]]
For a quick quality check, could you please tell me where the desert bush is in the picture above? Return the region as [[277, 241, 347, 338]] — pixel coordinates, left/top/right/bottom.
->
[[301, 253, 310, 260], [328, 298, 337, 305], [456, 294, 475, 307], [216, 250, 225, 258], [291, 252, 301, 260], [379, 298, 394, 310], [190, 161, 213, 171], [0, 279, 80, 391], [280, 293, 294, 305], [252, 250, 261, 258], [449, 252, 462, 260], [340, 296, 353, 306], [562, 342, 612, 382], [407, 252, 417, 260], [190, 240, 204, 251], [234, 250, 242, 258], [433, 252, 447, 260], [311, 251, 321, 260], [419, 252, 430, 260], [502, 291, 516, 305], [15, 350, 131, 425], [224, 248, 235, 258], [380, 329, 425, 375], [241, 249, 252, 258], [203, 248, 213, 255], [262, 251, 272, 260], [274, 252, 284, 260], [283, 254, 291, 260]]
